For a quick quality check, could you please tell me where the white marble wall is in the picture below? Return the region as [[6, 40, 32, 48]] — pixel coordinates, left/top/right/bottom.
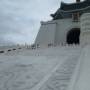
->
[[54, 19, 80, 44], [35, 22, 56, 46], [35, 18, 80, 46]]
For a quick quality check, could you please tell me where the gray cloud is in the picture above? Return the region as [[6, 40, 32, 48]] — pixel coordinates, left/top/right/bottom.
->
[[0, 0, 81, 45]]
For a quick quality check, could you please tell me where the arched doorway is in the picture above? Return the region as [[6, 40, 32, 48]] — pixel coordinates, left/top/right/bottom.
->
[[66, 28, 80, 44]]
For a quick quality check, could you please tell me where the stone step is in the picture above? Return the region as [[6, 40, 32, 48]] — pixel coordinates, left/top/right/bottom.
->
[[39, 55, 80, 90]]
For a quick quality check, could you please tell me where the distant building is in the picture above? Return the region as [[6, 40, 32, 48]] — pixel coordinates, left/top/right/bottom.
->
[[35, 0, 90, 45]]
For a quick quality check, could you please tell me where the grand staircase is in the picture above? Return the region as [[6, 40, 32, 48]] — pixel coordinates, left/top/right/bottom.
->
[[32, 50, 81, 90], [0, 45, 82, 90]]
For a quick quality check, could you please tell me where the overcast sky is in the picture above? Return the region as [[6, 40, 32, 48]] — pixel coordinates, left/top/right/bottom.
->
[[0, 0, 82, 45]]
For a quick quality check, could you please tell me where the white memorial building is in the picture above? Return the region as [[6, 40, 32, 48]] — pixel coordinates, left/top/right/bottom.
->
[[35, 0, 90, 46]]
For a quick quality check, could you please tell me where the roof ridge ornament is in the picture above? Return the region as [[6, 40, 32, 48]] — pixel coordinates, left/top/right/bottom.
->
[[76, 0, 80, 3]]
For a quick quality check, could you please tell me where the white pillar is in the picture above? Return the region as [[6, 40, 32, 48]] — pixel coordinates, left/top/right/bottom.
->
[[80, 13, 90, 45]]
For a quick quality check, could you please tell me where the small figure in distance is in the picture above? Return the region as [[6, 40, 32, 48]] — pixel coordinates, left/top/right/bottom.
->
[[0, 51, 4, 53]]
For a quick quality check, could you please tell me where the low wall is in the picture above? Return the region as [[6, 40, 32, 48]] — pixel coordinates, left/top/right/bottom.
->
[[68, 45, 90, 90], [74, 45, 90, 90]]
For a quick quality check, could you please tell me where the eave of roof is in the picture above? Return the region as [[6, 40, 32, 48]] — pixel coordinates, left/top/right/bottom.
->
[[51, 0, 90, 19], [60, 0, 90, 11], [60, 5, 90, 13]]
